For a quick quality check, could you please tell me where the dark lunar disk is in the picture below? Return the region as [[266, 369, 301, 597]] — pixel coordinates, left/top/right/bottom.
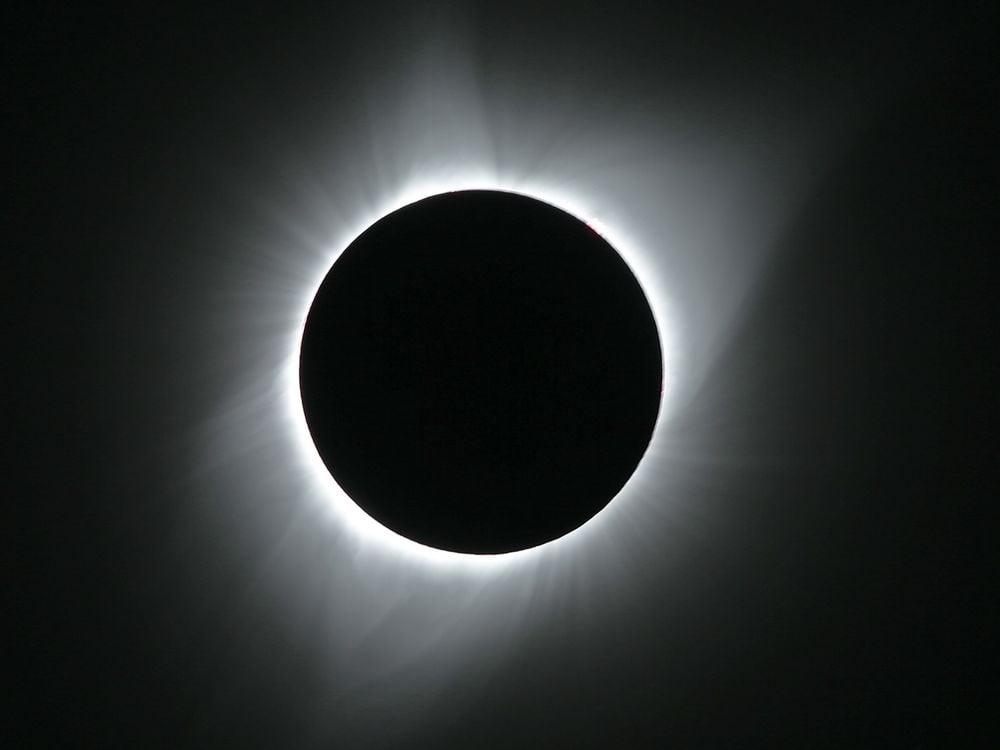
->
[[300, 190, 662, 554]]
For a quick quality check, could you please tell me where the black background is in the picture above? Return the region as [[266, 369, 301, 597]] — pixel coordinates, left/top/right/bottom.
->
[[13, 4, 996, 747]]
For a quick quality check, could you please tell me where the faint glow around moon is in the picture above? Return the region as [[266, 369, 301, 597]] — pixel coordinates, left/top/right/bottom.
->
[[193, 35, 833, 599], [283, 176, 679, 571], [176, 22, 853, 744]]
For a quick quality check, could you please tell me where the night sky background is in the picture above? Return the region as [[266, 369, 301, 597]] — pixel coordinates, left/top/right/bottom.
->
[[14, 4, 996, 747]]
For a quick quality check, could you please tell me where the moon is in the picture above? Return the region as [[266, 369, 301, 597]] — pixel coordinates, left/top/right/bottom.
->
[[299, 190, 662, 554]]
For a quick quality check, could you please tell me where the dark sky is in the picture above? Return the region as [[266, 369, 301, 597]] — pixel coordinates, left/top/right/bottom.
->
[[14, 5, 996, 747]]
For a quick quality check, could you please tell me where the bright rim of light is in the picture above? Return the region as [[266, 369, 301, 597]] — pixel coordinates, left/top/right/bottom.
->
[[283, 174, 677, 572]]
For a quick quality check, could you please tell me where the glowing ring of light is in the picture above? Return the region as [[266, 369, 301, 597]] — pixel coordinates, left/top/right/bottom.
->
[[282, 175, 677, 572]]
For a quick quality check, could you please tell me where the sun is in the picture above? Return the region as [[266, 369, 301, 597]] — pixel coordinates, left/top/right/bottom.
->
[[280, 173, 678, 573]]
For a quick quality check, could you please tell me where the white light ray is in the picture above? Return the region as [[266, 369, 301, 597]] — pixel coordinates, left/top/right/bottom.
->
[[179, 17, 854, 744]]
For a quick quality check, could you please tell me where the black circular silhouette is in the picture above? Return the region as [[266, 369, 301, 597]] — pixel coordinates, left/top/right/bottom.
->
[[300, 190, 661, 554]]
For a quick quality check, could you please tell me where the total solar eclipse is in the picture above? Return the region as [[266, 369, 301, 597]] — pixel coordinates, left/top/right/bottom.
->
[[299, 190, 662, 554]]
